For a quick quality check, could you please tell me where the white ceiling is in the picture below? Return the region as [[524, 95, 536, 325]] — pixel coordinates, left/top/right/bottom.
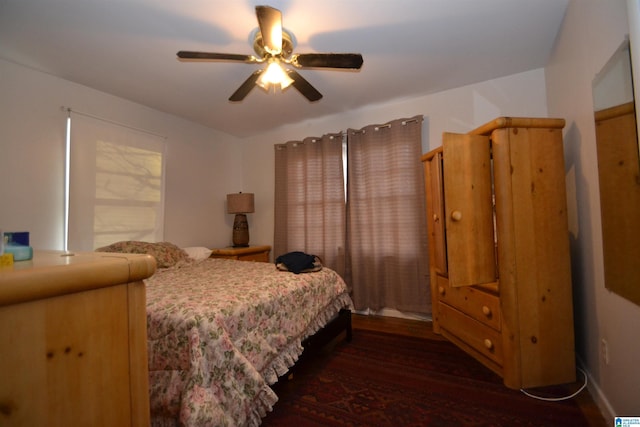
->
[[0, 0, 568, 138]]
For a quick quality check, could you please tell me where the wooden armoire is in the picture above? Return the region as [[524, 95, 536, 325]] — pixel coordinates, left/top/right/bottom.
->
[[421, 117, 576, 389]]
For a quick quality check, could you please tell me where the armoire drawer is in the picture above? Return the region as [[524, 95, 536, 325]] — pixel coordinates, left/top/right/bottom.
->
[[435, 275, 501, 331], [438, 301, 504, 366]]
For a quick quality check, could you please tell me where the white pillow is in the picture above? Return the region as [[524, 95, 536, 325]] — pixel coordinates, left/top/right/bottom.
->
[[182, 246, 213, 261]]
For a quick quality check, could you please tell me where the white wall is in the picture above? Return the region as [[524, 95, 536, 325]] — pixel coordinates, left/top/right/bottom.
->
[[0, 59, 243, 250], [545, 0, 640, 417], [241, 68, 549, 252]]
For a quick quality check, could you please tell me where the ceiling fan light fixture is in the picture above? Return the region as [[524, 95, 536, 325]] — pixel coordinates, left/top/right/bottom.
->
[[256, 61, 294, 91], [177, 6, 362, 102]]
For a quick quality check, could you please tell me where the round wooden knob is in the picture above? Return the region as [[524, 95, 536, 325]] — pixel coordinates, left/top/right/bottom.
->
[[482, 306, 492, 316], [484, 339, 493, 350], [451, 210, 462, 221], [433, 214, 439, 222], [438, 286, 445, 295]]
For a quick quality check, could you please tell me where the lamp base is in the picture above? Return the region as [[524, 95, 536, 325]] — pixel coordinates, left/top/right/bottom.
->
[[232, 213, 250, 247]]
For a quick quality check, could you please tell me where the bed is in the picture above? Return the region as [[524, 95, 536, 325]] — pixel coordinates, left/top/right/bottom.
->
[[97, 241, 353, 427]]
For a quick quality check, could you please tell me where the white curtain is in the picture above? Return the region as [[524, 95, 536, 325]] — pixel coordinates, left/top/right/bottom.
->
[[68, 113, 166, 251]]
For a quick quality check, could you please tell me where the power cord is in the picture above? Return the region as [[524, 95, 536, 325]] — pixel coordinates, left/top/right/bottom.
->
[[519, 367, 588, 401]]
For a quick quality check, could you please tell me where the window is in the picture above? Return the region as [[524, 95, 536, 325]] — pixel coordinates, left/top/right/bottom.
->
[[66, 112, 166, 251], [274, 135, 346, 275], [274, 116, 430, 315]]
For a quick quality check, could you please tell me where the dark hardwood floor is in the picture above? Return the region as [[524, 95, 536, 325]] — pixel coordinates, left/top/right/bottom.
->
[[352, 313, 443, 340], [350, 314, 608, 427]]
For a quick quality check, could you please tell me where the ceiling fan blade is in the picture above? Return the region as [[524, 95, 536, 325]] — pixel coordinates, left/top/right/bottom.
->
[[229, 70, 263, 102], [293, 53, 364, 69], [287, 69, 322, 102], [177, 51, 256, 63], [256, 6, 282, 55]]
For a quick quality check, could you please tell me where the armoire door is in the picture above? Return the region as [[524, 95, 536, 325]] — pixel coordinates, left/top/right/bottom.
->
[[424, 150, 447, 275], [442, 132, 497, 288]]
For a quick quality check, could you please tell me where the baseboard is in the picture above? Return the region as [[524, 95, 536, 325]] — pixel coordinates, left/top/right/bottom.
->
[[576, 356, 615, 422], [355, 307, 432, 321]]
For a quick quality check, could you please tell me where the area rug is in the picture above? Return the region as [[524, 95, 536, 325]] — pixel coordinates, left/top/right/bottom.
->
[[262, 329, 597, 426]]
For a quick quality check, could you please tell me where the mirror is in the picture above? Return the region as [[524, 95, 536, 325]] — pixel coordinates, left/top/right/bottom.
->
[[592, 38, 640, 306]]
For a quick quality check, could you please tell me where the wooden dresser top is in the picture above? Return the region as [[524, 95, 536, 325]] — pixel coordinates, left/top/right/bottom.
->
[[0, 250, 156, 307]]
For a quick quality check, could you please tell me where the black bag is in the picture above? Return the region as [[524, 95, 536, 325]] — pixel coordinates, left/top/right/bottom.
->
[[275, 251, 322, 274]]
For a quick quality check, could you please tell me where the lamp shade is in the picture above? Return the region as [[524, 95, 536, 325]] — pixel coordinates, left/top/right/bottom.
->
[[227, 193, 255, 214]]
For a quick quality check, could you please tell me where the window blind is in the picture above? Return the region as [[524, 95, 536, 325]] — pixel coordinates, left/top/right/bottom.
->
[[67, 113, 166, 251]]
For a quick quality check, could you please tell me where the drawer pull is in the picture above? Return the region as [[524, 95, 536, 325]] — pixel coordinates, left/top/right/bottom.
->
[[482, 305, 492, 317], [433, 214, 439, 222], [451, 210, 462, 221], [438, 286, 446, 296], [483, 339, 493, 350]]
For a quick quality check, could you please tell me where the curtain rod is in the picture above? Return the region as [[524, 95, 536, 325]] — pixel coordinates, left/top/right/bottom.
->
[[350, 116, 423, 135], [275, 132, 345, 148], [60, 106, 167, 139], [275, 116, 423, 146]]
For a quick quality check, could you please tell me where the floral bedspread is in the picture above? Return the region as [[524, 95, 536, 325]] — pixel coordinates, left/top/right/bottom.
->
[[145, 258, 353, 427]]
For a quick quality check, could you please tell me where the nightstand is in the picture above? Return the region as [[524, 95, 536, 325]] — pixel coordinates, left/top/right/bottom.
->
[[209, 245, 271, 262]]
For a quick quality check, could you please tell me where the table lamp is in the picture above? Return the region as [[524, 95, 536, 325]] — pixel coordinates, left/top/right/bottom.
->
[[227, 192, 255, 247]]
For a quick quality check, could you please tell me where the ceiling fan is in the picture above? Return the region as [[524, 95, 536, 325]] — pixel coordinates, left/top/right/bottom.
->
[[176, 5, 364, 102]]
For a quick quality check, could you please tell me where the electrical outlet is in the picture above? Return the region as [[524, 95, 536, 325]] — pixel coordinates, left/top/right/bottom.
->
[[601, 338, 610, 365]]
